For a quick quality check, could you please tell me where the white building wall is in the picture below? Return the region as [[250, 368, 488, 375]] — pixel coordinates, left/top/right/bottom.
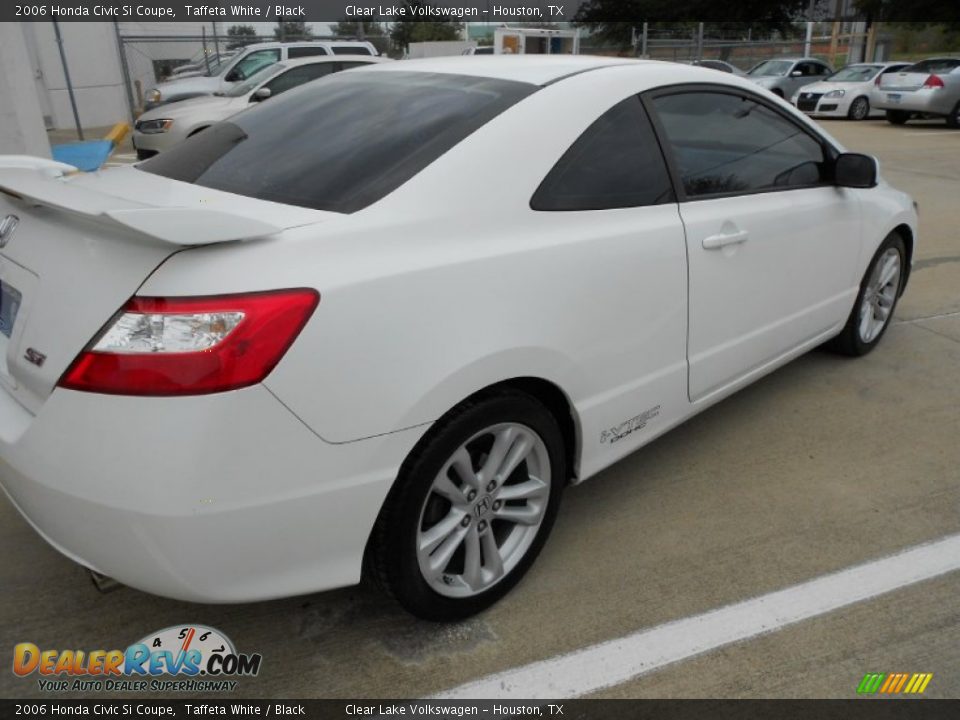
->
[[0, 23, 50, 156], [22, 22, 129, 130]]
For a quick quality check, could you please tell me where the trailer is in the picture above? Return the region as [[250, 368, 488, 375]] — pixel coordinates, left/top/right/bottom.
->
[[493, 27, 580, 55]]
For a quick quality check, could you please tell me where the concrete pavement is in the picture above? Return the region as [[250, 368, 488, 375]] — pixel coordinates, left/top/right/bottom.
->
[[1, 118, 958, 701]]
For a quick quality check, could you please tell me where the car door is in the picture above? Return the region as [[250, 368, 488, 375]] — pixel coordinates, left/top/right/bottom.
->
[[646, 87, 862, 401], [528, 94, 688, 467]]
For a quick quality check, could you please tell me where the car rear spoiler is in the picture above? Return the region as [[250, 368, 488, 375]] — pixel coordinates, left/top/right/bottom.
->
[[0, 156, 283, 246]]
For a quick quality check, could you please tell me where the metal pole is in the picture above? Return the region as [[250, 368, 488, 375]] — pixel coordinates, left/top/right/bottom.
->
[[212, 22, 220, 62], [202, 26, 210, 74], [641, 22, 648, 59], [52, 20, 83, 141], [697, 22, 704, 60], [113, 20, 137, 123], [804, 22, 813, 57]]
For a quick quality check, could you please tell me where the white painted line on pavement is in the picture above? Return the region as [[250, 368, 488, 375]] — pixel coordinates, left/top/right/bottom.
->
[[435, 533, 960, 699]]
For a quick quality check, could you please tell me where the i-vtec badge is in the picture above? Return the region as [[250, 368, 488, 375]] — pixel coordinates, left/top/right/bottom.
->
[[0, 214, 19, 248], [601, 405, 661, 444]]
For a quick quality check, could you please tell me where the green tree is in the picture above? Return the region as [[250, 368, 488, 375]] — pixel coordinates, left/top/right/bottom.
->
[[225, 24, 257, 50], [331, 21, 386, 38], [573, 2, 810, 51], [389, 2, 463, 53], [274, 21, 313, 41]]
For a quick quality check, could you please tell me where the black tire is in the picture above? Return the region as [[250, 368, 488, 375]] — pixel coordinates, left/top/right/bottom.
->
[[848, 96, 870, 121], [829, 233, 907, 357], [365, 388, 567, 621], [886, 109, 910, 125], [947, 101, 960, 129]]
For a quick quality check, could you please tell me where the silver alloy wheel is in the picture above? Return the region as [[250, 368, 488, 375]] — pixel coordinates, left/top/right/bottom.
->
[[851, 97, 869, 120], [416, 423, 551, 598], [858, 247, 902, 344]]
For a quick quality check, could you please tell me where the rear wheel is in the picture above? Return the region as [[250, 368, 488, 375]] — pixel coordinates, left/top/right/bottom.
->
[[830, 233, 906, 357], [366, 389, 566, 620], [947, 101, 960, 129], [886, 109, 910, 125], [848, 96, 870, 120]]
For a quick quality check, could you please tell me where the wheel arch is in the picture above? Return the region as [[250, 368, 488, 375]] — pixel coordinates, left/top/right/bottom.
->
[[891, 223, 914, 293]]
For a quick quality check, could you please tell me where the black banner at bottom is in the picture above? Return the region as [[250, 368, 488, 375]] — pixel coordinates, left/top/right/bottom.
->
[[1, 699, 958, 720]]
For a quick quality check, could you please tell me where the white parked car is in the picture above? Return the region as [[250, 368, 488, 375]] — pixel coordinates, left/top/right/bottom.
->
[[792, 62, 912, 120], [143, 40, 379, 110], [0, 57, 917, 620], [133, 56, 389, 159]]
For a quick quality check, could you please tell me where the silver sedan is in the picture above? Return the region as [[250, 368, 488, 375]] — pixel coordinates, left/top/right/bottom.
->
[[875, 57, 960, 128]]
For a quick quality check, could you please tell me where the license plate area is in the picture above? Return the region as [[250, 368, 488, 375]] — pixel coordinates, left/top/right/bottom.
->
[[887, 93, 902, 103]]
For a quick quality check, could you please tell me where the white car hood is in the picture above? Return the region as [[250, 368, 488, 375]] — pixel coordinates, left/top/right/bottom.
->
[[139, 95, 244, 123], [798, 81, 864, 94], [152, 75, 222, 98]]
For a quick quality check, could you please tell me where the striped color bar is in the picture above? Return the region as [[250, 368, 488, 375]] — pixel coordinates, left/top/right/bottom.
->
[[857, 672, 933, 694]]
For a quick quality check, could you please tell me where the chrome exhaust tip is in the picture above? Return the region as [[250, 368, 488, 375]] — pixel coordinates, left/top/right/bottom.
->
[[88, 570, 121, 594]]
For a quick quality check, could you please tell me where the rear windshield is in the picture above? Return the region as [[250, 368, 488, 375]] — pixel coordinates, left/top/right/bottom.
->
[[908, 58, 960, 74], [139, 71, 535, 213]]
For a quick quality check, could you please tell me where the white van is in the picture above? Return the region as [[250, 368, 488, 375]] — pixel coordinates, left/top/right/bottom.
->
[[144, 41, 378, 110]]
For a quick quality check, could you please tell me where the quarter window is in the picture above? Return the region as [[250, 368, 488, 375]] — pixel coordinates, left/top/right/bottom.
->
[[651, 91, 828, 198], [287, 46, 328, 59], [531, 96, 674, 211]]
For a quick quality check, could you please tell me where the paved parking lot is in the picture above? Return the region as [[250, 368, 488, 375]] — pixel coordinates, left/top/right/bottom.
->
[[2, 118, 958, 700]]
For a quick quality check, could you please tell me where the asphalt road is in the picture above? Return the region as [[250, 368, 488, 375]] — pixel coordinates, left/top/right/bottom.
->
[[1, 118, 958, 701]]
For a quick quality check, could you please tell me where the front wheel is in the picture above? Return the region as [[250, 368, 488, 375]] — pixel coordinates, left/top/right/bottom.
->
[[848, 96, 870, 120], [366, 389, 566, 620], [830, 233, 906, 357]]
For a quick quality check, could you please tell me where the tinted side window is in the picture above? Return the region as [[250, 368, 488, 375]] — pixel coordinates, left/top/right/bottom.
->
[[332, 46, 372, 56], [265, 63, 334, 95], [651, 91, 827, 198], [531, 96, 674, 211], [288, 46, 328, 59]]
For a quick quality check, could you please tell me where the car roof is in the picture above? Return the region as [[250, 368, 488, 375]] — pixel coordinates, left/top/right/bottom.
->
[[358, 55, 652, 86], [238, 40, 374, 51]]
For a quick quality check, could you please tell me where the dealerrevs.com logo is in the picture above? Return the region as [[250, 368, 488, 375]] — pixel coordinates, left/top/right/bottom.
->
[[13, 625, 262, 693]]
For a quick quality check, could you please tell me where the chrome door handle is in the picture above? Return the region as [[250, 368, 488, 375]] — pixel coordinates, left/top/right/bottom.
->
[[702, 230, 749, 250]]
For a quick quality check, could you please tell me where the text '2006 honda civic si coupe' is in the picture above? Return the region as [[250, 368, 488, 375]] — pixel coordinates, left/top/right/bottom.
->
[[0, 57, 917, 620]]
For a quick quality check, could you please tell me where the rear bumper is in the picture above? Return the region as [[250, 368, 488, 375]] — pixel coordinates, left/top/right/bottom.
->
[[0, 385, 424, 603], [874, 89, 957, 115]]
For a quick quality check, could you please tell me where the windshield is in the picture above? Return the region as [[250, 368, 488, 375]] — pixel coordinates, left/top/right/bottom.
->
[[748, 60, 793, 77], [225, 64, 286, 97], [139, 71, 537, 214], [827, 65, 883, 82], [202, 56, 230, 77]]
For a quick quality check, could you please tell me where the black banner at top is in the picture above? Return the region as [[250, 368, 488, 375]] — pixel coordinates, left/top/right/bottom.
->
[[5, 0, 960, 23]]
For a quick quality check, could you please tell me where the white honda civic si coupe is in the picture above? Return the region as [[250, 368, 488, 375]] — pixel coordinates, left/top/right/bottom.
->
[[0, 57, 917, 620]]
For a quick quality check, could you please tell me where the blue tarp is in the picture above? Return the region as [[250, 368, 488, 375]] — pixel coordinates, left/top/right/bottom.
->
[[50, 140, 114, 172]]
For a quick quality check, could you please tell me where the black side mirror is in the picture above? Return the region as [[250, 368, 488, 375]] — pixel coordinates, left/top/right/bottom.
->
[[225, 69, 242, 83], [835, 153, 878, 188]]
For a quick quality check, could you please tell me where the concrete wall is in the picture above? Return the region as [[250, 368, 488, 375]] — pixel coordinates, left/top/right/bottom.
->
[[22, 22, 130, 130], [0, 23, 50, 156]]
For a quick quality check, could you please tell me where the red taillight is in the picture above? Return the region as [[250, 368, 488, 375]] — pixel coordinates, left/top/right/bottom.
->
[[923, 74, 945, 89], [59, 289, 319, 396], [874, 74, 883, 87]]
